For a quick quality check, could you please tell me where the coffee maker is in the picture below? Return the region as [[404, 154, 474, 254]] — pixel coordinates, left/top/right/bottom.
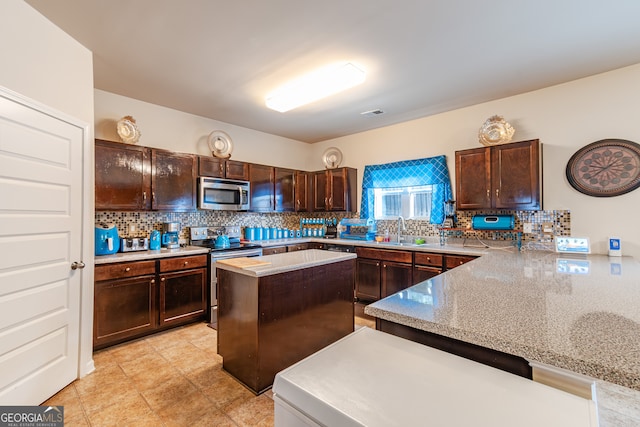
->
[[443, 200, 456, 228], [161, 222, 180, 249]]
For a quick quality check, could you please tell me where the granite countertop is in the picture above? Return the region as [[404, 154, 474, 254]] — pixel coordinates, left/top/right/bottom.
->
[[215, 249, 356, 277], [94, 245, 210, 264], [365, 250, 640, 389]]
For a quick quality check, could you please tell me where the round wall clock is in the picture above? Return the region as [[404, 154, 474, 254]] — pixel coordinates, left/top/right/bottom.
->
[[566, 138, 640, 197]]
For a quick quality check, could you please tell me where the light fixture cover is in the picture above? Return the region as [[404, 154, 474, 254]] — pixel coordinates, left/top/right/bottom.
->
[[266, 62, 366, 112]]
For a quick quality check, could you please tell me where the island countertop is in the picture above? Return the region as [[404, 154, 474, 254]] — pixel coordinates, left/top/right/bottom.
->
[[365, 250, 640, 392], [215, 249, 357, 277]]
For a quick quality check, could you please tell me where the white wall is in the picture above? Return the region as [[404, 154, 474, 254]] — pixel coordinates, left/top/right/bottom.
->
[[310, 64, 640, 258], [94, 89, 314, 170], [1, 1, 95, 379]]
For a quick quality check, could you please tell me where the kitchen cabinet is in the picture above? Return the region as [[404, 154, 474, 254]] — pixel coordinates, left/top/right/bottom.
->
[[262, 243, 310, 255], [275, 167, 296, 212], [294, 170, 311, 212], [286, 242, 310, 252], [249, 163, 275, 212], [95, 139, 151, 210], [93, 254, 208, 349], [158, 255, 207, 327], [95, 139, 197, 211], [445, 254, 477, 270], [312, 167, 357, 212], [455, 139, 541, 210], [355, 247, 412, 301], [413, 252, 444, 284], [198, 156, 249, 180], [151, 149, 197, 211]]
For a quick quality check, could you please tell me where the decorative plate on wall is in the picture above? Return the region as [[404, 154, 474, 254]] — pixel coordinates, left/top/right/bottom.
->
[[207, 130, 233, 158], [322, 147, 343, 169], [478, 115, 515, 146], [116, 116, 141, 144], [566, 138, 640, 197]]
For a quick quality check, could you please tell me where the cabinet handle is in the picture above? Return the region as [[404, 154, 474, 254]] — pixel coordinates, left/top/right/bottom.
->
[[184, 261, 189, 266], [376, 262, 380, 267], [125, 267, 131, 272], [383, 264, 387, 268], [161, 277, 165, 282], [143, 191, 147, 202], [328, 197, 333, 208], [150, 279, 155, 284], [496, 188, 500, 198], [222, 164, 226, 176], [427, 257, 431, 262], [459, 261, 464, 265], [152, 192, 156, 202], [486, 189, 490, 200]]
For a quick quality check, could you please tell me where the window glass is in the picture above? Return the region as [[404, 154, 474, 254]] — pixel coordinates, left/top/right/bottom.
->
[[373, 185, 433, 220]]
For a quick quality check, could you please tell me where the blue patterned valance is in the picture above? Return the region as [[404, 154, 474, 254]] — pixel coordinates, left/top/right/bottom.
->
[[360, 155, 452, 224]]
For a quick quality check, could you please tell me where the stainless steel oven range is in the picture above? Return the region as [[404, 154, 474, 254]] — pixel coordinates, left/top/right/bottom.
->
[[189, 226, 262, 329]]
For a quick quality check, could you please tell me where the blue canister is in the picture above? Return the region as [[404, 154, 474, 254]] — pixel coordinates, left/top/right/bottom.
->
[[262, 227, 270, 239], [277, 229, 284, 239], [149, 230, 161, 250], [270, 227, 278, 240], [244, 227, 256, 241], [255, 227, 263, 240]]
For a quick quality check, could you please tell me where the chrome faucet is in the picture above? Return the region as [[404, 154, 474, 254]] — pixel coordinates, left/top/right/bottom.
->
[[397, 216, 406, 243]]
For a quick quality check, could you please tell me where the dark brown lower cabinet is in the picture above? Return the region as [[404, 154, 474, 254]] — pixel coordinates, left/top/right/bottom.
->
[[218, 258, 355, 394], [413, 252, 444, 284], [94, 254, 208, 350], [355, 247, 413, 301]]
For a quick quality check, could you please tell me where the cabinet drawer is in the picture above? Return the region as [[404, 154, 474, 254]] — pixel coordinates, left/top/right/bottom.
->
[[159, 255, 207, 272], [263, 246, 287, 255], [95, 260, 156, 281], [414, 252, 443, 267], [287, 243, 309, 252], [446, 255, 477, 269], [356, 247, 412, 263]]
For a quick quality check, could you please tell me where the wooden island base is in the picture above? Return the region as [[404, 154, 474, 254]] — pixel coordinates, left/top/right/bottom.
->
[[218, 258, 355, 394]]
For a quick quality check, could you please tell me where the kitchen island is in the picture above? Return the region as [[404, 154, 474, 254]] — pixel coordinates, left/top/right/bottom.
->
[[216, 249, 356, 394], [365, 249, 640, 425]]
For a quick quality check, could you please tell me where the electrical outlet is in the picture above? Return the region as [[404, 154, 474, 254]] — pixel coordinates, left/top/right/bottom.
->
[[523, 223, 533, 233], [542, 222, 554, 234]]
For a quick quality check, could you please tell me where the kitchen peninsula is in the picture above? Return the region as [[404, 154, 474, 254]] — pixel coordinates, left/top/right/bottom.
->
[[216, 249, 356, 394], [365, 249, 640, 424]]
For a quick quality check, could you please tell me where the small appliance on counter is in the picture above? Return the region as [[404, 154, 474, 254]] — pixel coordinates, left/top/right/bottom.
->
[[161, 222, 181, 249], [443, 199, 456, 228], [120, 237, 149, 252], [95, 223, 120, 255], [338, 218, 376, 241], [149, 230, 161, 250], [324, 218, 338, 239]]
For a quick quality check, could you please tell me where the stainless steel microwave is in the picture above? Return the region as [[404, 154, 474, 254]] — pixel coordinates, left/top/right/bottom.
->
[[198, 177, 250, 211]]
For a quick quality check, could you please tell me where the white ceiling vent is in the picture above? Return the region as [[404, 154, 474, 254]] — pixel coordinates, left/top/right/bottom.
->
[[360, 109, 385, 117]]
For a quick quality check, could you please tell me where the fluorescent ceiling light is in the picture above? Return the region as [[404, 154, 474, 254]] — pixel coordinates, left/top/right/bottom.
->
[[266, 62, 366, 112]]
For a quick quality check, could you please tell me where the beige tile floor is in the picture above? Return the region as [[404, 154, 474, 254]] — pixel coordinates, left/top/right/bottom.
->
[[45, 312, 375, 426]]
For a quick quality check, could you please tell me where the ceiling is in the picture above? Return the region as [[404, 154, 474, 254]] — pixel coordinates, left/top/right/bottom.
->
[[26, 0, 640, 143]]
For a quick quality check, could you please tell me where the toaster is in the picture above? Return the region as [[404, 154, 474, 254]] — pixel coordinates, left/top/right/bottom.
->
[[120, 237, 149, 252]]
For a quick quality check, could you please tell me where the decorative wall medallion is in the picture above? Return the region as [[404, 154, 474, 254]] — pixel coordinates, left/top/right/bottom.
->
[[322, 147, 343, 169], [478, 115, 515, 146], [207, 130, 233, 158], [116, 115, 141, 144], [566, 139, 640, 197]]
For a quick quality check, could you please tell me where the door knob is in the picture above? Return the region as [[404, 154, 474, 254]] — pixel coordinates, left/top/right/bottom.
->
[[71, 261, 85, 270]]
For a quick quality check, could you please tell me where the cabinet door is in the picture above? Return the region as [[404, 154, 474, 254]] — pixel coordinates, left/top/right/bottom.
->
[[413, 266, 442, 284], [355, 258, 381, 301], [492, 139, 541, 210], [152, 149, 197, 211], [287, 243, 309, 252], [445, 255, 477, 270], [95, 139, 151, 210], [249, 163, 275, 212], [381, 261, 413, 298], [275, 167, 296, 212], [327, 168, 357, 211], [225, 160, 249, 180], [263, 246, 287, 255], [455, 147, 491, 210], [94, 275, 157, 349], [159, 268, 207, 326], [294, 171, 310, 212], [198, 156, 225, 178], [312, 170, 328, 211]]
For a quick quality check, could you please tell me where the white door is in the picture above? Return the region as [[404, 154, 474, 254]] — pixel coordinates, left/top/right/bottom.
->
[[0, 91, 84, 404]]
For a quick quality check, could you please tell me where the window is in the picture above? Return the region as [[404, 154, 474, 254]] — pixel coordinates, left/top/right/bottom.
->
[[360, 155, 452, 224], [373, 185, 433, 220]]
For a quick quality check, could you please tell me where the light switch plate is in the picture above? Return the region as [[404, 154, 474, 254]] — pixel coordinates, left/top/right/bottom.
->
[[523, 223, 533, 233], [542, 222, 554, 234]]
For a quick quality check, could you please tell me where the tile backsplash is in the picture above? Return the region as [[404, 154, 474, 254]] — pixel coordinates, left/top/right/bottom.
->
[[96, 209, 569, 250]]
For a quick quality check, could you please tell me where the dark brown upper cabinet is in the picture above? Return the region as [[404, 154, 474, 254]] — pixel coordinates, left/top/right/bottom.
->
[[275, 167, 296, 212], [95, 139, 196, 211], [294, 171, 310, 212], [312, 167, 357, 212], [198, 156, 249, 181], [249, 163, 275, 212], [455, 139, 542, 211], [151, 149, 197, 211]]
